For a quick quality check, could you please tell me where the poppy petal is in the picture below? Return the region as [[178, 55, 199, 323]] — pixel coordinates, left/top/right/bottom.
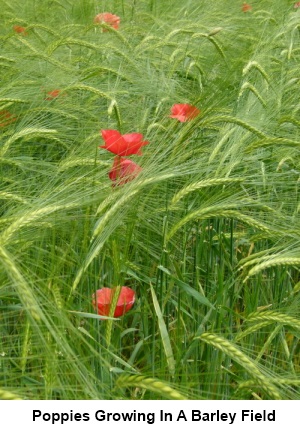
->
[[108, 157, 142, 185], [94, 13, 120, 30], [92, 286, 135, 317], [100, 129, 149, 156], [169, 103, 200, 122]]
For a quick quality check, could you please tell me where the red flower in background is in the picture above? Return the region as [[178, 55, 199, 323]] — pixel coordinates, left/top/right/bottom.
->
[[0, 110, 16, 127], [109, 157, 142, 186], [94, 13, 120, 30], [294, 2, 300, 8], [169, 104, 200, 122], [93, 287, 135, 317], [241, 3, 252, 12], [13, 25, 27, 35], [45, 89, 62, 100], [100, 129, 149, 156]]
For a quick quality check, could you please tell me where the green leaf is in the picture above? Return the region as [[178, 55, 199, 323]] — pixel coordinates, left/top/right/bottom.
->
[[69, 311, 119, 320], [150, 285, 175, 376], [172, 278, 215, 309]]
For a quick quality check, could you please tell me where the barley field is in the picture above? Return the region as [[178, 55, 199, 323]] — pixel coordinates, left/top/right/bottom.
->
[[1, 0, 300, 400]]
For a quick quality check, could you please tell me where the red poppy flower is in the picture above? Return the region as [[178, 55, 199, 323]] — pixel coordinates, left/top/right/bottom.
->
[[100, 129, 149, 156], [0, 110, 16, 127], [45, 89, 61, 100], [294, 2, 300, 7], [108, 157, 142, 186], [92, 287, 135, 317], [13, 25, 27, 35], [94, 12, 120, 30], [241, 3, 252, 12], [169, 104, 200, 122]]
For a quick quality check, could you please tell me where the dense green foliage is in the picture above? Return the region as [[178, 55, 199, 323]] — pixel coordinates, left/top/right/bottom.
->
[[0, 0, 300, 400]]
